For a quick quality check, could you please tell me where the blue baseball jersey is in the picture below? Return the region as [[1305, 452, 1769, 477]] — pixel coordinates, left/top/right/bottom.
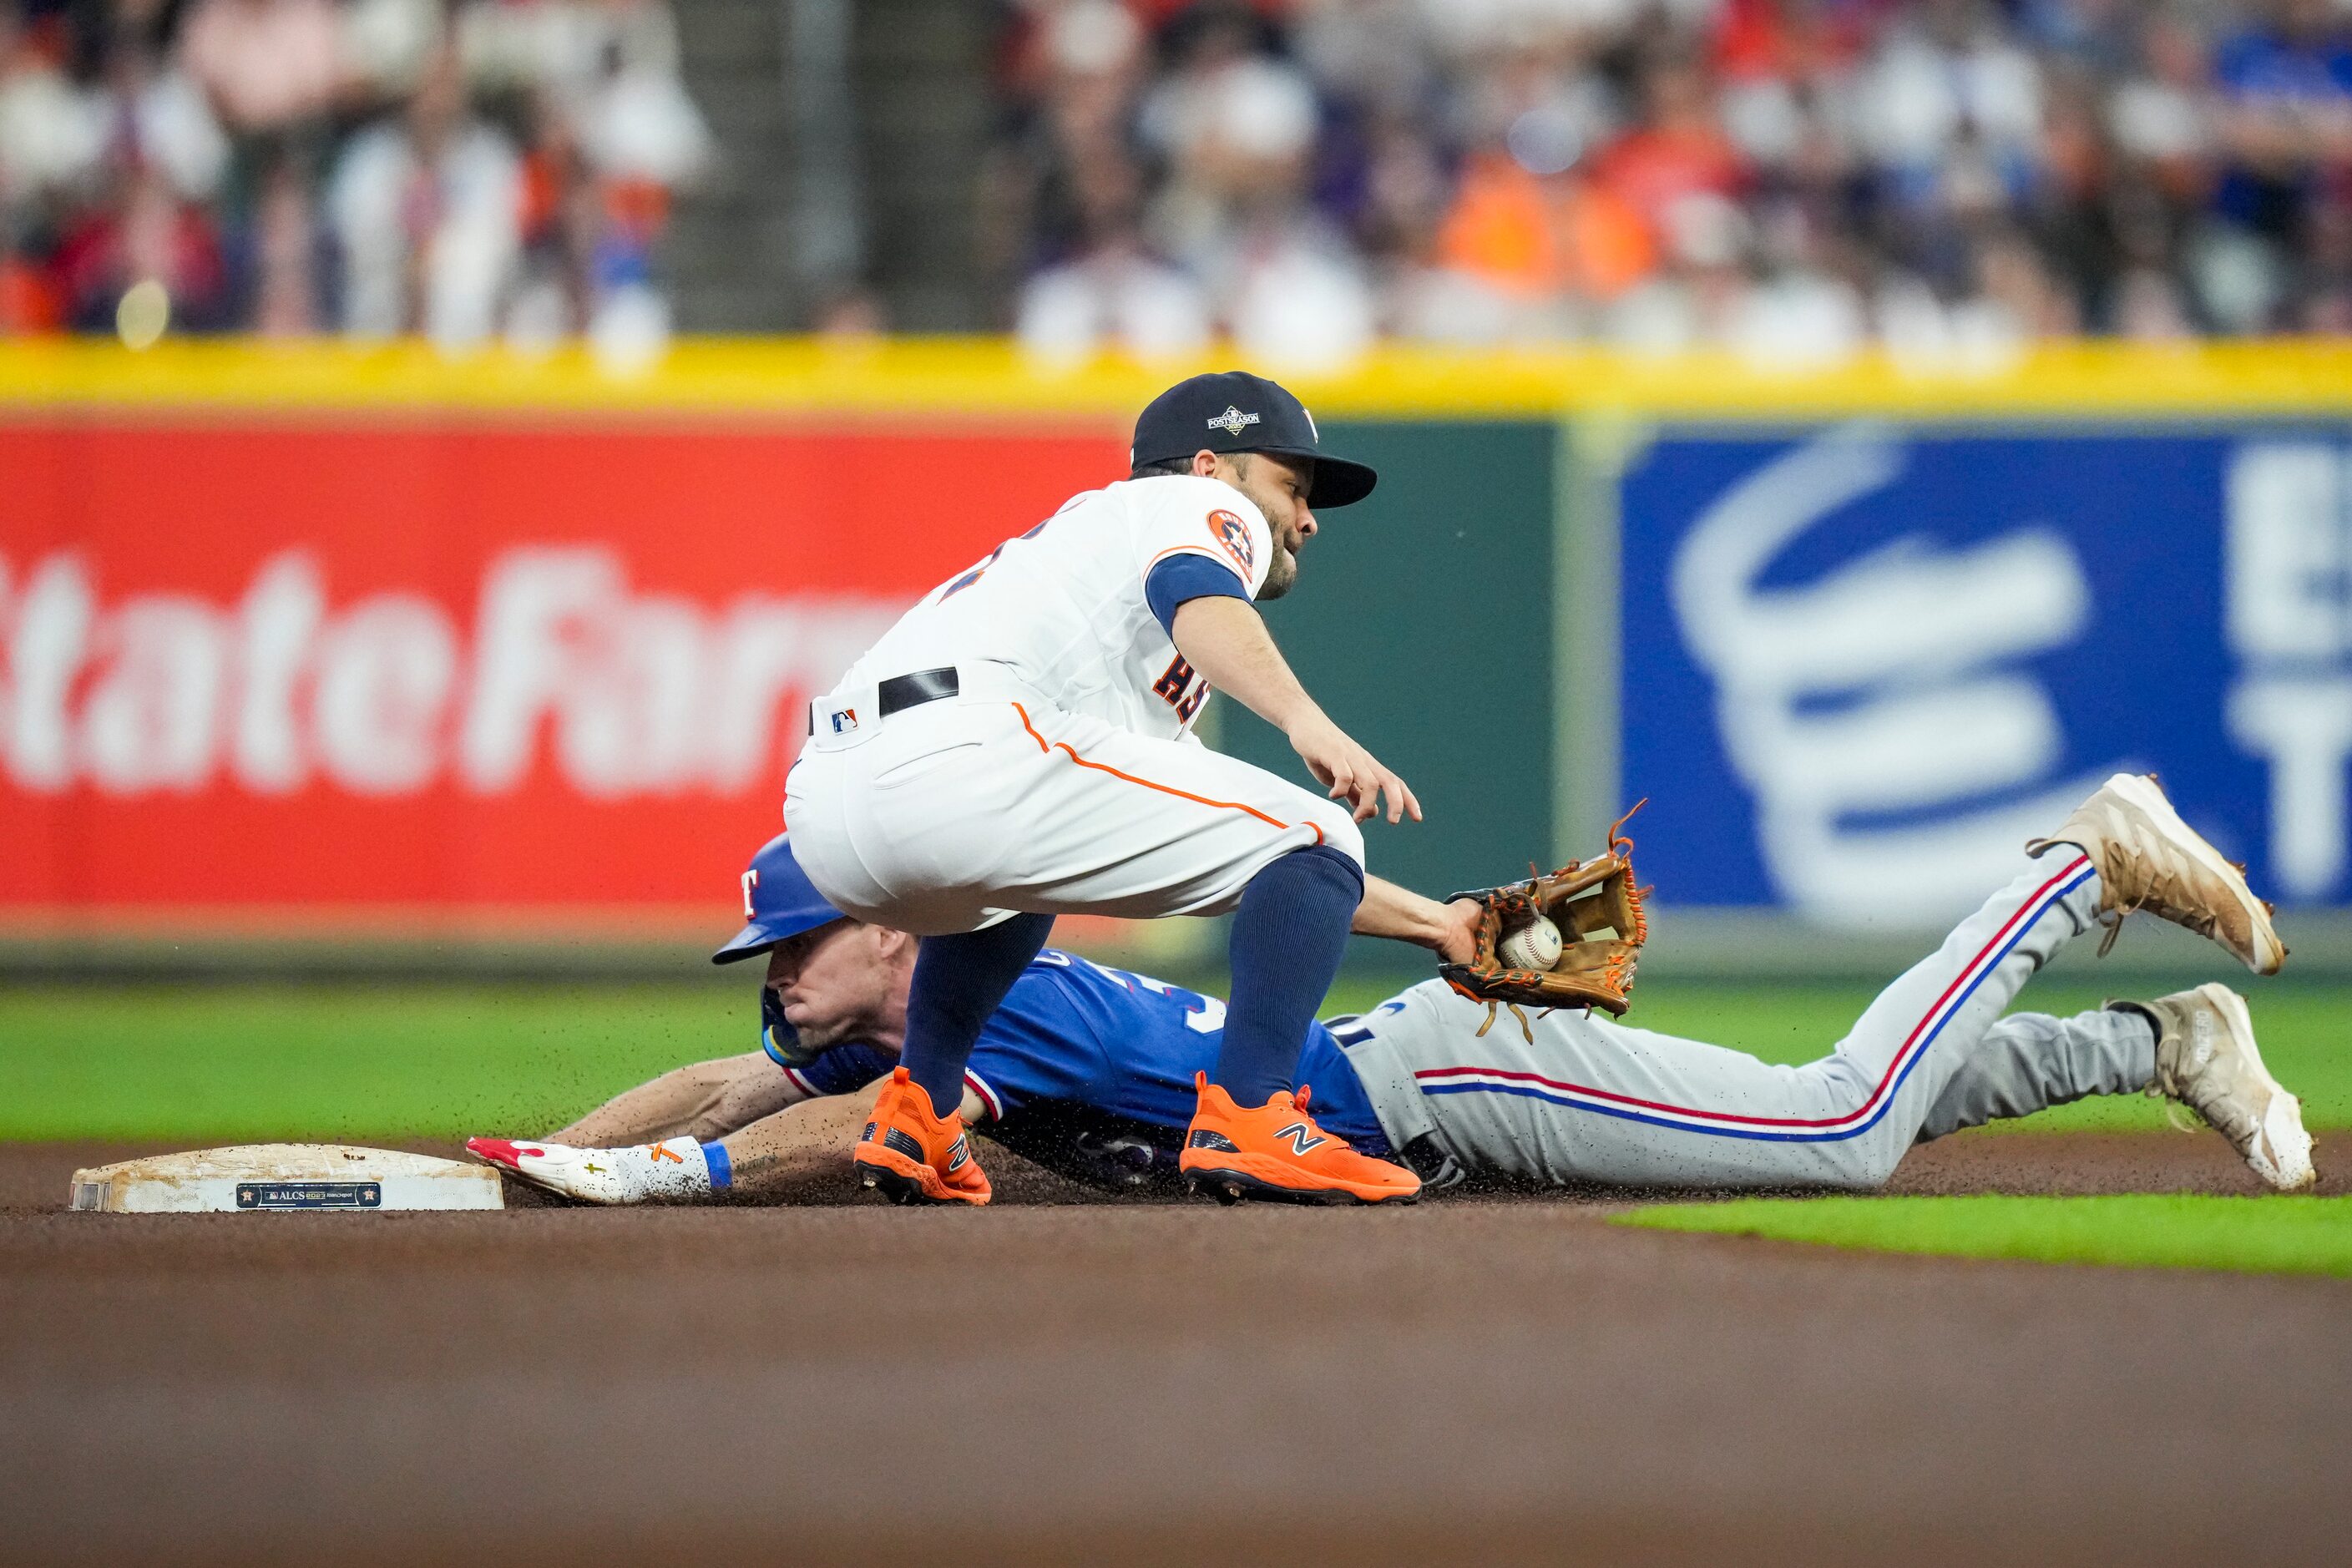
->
[[761, 948, 1388, 1153]]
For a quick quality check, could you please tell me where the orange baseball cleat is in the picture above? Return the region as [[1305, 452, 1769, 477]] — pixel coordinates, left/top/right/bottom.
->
[[853, 1067, 992, 1206], [1180, 1073, 1420, 1205]]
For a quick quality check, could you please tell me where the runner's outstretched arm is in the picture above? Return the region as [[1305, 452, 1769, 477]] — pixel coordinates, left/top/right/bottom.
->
[[549, 1052, 793, 1146]]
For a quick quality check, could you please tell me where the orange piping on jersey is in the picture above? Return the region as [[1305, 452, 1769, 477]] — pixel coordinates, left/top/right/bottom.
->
[[1010, 702, 1324, 847]]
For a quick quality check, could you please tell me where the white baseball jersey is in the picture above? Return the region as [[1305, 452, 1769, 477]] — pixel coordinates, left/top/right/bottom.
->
[[829, 475, 1273, 741], [787, 471, 1352, 937]]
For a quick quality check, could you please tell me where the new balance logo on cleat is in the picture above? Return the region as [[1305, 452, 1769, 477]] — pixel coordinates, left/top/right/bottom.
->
[[1178, 1073, 1419, 1205], [946, 1136, 969, 1172], [1274, 1122, 1328, 1156]]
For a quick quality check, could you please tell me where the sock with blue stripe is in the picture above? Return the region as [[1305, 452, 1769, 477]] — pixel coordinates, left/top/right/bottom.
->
[[900, 912, 1056, 1115], [1215, 843, 1364, 1107]]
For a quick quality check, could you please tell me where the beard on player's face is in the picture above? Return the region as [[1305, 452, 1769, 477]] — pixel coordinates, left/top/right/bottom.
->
[[1229, 453, 1313, 599], [1258, 544, 1297, 599]]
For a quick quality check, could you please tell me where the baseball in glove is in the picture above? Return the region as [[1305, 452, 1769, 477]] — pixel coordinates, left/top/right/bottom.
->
[[1439, 802, 1651, 1041]]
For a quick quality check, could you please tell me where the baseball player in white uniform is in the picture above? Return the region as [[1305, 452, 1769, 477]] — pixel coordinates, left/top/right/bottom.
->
[[783, 372, 1477, 1206]]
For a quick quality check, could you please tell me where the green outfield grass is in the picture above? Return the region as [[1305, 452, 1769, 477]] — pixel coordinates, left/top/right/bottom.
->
[[1616, 1194, 2352, 1277], [0, 977, 2344, 1142]]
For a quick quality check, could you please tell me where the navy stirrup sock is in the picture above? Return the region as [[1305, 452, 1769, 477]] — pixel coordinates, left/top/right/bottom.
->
[[1215, 844, 1364, 1107], [900, 913, 1055, 1115]]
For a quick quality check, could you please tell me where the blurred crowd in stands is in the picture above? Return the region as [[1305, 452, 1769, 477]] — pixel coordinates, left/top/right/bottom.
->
[[8, 0, 2349, 359], [0, 0, 707, 346], [991, 0, 2352, 366]]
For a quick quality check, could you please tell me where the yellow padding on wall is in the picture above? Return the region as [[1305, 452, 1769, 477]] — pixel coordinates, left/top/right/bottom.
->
[[1, 336, 2349, 418]]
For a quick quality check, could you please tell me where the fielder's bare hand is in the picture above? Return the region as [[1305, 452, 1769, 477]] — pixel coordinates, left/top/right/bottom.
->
[[1287, 711, 1422, 825]]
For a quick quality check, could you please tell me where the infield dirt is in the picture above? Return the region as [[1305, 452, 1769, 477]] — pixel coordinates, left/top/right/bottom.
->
[[3, 1132, 2348, 1565]]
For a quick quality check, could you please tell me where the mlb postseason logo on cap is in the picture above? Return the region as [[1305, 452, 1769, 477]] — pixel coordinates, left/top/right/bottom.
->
[[1130, 371, 1376, 507]]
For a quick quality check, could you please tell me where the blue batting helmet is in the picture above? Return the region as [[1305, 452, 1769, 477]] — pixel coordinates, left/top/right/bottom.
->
[[711, 832, 846, 964]]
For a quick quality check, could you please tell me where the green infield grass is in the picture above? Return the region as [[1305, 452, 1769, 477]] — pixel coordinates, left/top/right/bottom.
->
[[0, 984, 756, 1142], [0, 977, 2346, 1142], [1616, 1193, 2352, 1277]]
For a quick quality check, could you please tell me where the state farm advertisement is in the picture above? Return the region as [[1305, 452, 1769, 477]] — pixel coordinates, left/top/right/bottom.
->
[[0, 417, 1123, 933]]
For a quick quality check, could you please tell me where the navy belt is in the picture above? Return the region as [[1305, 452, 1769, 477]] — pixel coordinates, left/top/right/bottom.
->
[[807, 667, 960, 736], [878, 667, 959, 716]]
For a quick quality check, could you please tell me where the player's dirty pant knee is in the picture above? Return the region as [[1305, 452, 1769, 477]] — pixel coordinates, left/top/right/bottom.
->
[[1680, 1136, 1896, 1193], [1803, 1118, 1910, 1191], [1809, 1139, 1907, 1191], [1782, 1063, 1909, 1191]]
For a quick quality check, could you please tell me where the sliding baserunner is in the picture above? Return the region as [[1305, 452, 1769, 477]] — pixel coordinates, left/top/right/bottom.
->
[[468, 773, 2314, 1201]]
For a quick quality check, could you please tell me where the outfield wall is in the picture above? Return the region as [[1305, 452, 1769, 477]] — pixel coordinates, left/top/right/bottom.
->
[[3, 339, 2349, 975]]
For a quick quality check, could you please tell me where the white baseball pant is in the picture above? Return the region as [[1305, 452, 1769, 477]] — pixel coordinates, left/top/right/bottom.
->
[[783, 679, 1363, 936]]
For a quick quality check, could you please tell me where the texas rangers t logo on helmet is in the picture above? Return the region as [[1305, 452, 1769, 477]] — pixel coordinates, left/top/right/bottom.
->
[[1206, 406, 1261, 436]]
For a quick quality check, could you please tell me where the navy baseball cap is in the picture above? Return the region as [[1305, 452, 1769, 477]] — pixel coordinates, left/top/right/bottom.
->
[[711, 833, 846, 964], [1130, 371, 1378, 508]]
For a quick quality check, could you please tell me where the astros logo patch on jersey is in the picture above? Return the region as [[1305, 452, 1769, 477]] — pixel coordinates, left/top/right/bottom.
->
[[1207, 509, 1255, 574]]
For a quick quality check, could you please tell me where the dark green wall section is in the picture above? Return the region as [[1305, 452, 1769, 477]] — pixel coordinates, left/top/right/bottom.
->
[[1211, 419, 1555, 967]]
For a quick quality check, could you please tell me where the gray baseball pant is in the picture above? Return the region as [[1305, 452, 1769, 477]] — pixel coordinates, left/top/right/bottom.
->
[[1338, 849, 2157, 1191]]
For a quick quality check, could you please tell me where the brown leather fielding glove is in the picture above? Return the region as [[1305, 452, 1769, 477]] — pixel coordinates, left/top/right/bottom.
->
[[1438, 804, 1651, 1039]]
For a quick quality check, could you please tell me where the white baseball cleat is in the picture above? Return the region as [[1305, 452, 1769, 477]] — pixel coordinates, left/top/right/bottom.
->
[[2119, 985, 2316, 1192], [2026, 772, 2285, 975], [463, 1135, 714, 1204]]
